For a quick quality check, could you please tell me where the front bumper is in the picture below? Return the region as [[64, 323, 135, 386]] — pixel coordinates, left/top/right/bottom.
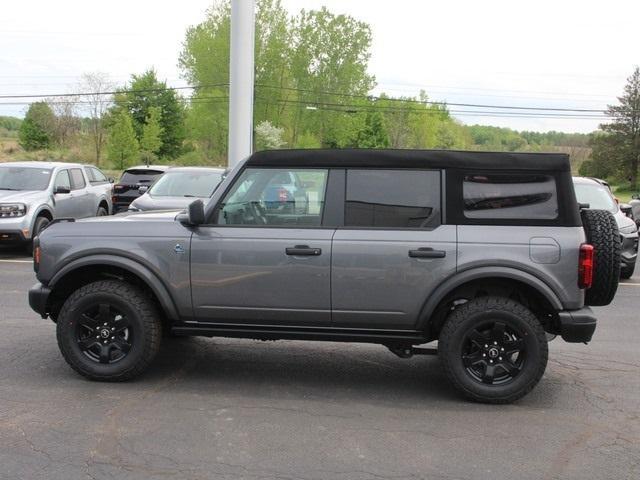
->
[[557, 307, 597, 343], [0, 216, 32, 243], [620, 232, 639, 266], [28, 282, 52, 319]]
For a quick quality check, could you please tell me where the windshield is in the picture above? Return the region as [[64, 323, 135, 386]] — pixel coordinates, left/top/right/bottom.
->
[[148, 170, 223, 198], [0, 166, 53, 191], [574, 182, 618, 213]]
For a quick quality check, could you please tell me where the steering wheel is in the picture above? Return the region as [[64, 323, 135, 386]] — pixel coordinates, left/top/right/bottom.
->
[[248, 201, 268, 225]]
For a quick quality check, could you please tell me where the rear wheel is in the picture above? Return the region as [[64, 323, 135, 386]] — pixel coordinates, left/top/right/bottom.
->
[[439, 296, 548, 404], [56, 280, 161, 381]]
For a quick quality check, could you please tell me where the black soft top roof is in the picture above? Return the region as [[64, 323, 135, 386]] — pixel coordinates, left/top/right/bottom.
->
[[247, 148, 570, 172]]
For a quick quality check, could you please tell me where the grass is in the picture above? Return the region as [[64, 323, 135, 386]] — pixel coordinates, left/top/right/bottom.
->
[[611, 185, 640, 203]]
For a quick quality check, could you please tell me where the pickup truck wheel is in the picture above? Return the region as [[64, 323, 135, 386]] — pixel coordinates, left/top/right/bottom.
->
[[96, 206, 108, 216], [56, 280, 161, 381], [439, 296, 548, 404], [25, 215, 50, 255]]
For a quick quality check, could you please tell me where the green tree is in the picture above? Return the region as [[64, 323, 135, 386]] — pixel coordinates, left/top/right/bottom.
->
[[357, 111, 389, 148], [107, 111, 139, 170], [114, 69, 185, 158], [18, 102, 55, 151], [593, 67, 640, 189], [140, 106, 164, 163]]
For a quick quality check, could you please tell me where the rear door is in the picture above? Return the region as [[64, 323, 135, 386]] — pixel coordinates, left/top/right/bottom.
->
[[190, 167, 334, 325], [69, 167, 93, 217], [331, 169, 457, 329]]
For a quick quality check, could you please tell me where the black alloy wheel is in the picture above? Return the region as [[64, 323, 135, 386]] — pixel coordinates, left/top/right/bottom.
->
[[76, 303, 132, 364], [461, 321, 525, 385]]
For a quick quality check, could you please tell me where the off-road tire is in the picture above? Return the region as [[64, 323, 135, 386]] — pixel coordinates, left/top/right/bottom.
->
[[56, 280, 161, 381], [25, 215, 50, 255], [439, 296, 548, 404], [620, 262, 635, 280], [581, 209, 621, 306]]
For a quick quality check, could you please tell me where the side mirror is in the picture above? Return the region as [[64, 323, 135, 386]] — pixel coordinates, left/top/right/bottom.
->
[[138, 185, 149, 194], [109, 177, 115, 184], [54, 186, 71, 195], [620, 204, 632, 217], [179, 199, 205, 226]]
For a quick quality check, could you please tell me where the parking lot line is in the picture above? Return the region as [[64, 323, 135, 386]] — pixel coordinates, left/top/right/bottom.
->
[[619, 282, 640, 286], [0, 259, 32, 264]]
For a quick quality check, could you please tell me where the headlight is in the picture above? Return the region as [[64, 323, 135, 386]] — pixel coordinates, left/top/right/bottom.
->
[[0, 203, 27, 218], [620, 223, 638, 234]]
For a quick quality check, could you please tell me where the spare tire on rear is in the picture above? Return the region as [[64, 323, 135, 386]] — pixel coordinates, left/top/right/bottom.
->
[[581, 209, 621, 306]]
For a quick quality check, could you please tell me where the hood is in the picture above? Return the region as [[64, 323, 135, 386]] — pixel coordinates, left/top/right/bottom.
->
[[0, 189, 47, 204], [130, 193, 205, 212], [613, 208, 637, 232], [79, 209, 181, 223]]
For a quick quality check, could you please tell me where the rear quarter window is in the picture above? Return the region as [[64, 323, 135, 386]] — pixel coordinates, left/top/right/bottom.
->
[[463, 174, 558, 220]]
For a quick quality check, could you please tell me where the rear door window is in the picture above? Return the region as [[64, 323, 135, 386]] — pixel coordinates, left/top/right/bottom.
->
[[69, 168, 86, 190], [463, 174, 558, 220], [345, 169, 441, 228]]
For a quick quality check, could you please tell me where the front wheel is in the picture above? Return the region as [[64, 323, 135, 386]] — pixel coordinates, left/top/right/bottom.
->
[[56, 280, 162, 381], [438, 296, 548, 404]]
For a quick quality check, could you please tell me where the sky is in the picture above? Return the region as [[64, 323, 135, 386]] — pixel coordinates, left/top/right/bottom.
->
[[0, 0, 638, 133]]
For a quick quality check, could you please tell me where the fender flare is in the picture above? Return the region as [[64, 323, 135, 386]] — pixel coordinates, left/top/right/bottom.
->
[[49, 254, 179, 320], [29, 206, 54, 237], [416, 266, 563, 332]]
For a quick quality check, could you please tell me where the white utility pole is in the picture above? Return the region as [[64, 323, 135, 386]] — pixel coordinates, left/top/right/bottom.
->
[[228, 0, 256, 167]]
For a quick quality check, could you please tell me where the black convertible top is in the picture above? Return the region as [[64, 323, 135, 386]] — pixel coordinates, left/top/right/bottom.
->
[[247, 148, 571, 172]]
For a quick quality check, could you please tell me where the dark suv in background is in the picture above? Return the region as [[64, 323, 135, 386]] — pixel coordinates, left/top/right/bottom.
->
[[29, 149, 621, 404], [111, 165, 169, 213]]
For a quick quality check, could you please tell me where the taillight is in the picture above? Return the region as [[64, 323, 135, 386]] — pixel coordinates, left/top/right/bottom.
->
[[578, 244, 594, 289]]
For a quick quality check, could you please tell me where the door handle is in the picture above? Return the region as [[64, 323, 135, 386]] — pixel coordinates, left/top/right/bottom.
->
[[286, 245, 322, 256], [408, 247, 446, 259]]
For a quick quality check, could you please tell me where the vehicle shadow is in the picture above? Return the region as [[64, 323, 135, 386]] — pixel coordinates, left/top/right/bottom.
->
[[0, 245, 32, 260], [142, 336, 561, 409]]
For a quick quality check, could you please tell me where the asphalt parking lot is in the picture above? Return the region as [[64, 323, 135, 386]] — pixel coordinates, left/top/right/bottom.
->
[[1, 247, 639, 480]]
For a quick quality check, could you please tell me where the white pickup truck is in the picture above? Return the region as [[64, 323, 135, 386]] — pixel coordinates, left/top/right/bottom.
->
[[0, 161, 113, 251]]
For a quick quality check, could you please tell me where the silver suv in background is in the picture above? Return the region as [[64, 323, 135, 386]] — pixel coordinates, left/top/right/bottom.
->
[[573, 177, 639, 278], [128, 167, 226, 212], [29, 149, 622, 403], [0, 161, 112, 251]]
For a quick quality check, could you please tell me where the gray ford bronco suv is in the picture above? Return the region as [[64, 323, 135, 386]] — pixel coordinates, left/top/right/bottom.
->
[[28, 149, 621, 403]]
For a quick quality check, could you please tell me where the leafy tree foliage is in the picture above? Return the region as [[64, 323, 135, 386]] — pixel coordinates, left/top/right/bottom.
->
[[357, 111, 389, 148], [114, 70, 185, 159], [255, 121, 286, 150], [141, 107, 164, 155], [587, 67, 640, 188], [18, 102, 55, 151], [107, 111, 139, 170]]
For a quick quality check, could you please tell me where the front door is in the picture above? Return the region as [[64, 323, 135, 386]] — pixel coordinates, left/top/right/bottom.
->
[[52, 169, 75, 218], [191, 167, 333, 325], [331, 169, 457, 329]]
